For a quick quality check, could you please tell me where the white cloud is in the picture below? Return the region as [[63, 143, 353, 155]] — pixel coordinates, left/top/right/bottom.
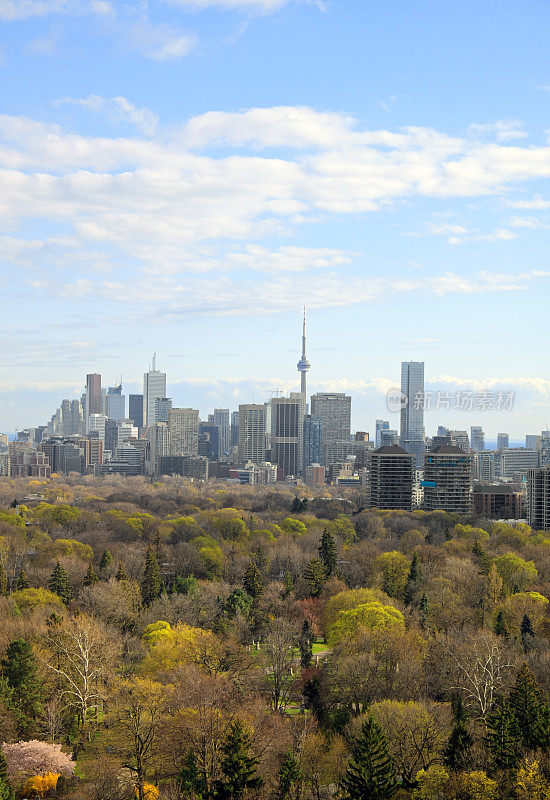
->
[[162, 0, 290, 11], [469, 119, 528, 141], [0, 0, 69, 20], [126, 21, 197, 61], [57, 95, 159, 136], [507, 196, 550, 209]]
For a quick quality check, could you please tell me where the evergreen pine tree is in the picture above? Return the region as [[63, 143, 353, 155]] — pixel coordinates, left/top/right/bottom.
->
[[0, 749, 14, 800], [243, 560, 263, 600], [419, 593, 428, 628], [179, 750, 207, 799], [472, 540, 492, 575], [1, 638, 43, 722], [494, 610, 508, 638], [486, 699, 521, 773], [403, 553, 421, 606], [0, 562, 7, 597], [83, 563, 99, 587], [520, 614, 535, 653], [140, 547, 162, 606], [299, 620, 314, 669], [277, 752, 301, 800], [115, 562, 129, 581], [282, 571, 294, 598], [16, 569, 29, 590], [48, 561, 72, 604], [253, 544, 268, 576], [318, 529, 337, 577], [99, 549, 113, 572], [303, 559, 326, 598], [508, 663, 550, 751], [212, 719, 263, 800], [339, 716, 397, 800], [443, 696, 473, 771], [290, 496, 301, 513]]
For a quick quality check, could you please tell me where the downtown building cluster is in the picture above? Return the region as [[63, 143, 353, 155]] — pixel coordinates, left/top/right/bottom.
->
[[4, 317, 550, 523]]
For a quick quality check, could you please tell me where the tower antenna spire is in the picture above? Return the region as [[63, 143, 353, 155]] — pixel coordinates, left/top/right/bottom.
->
[[297, 306, 310, 399], [152, 351, 157, 371]]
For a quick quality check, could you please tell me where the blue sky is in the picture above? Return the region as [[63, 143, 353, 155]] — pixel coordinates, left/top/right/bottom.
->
[[2, 0, 550, 437]]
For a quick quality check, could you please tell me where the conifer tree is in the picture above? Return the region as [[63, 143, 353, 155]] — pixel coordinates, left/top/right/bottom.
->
[[140, 547, 162, 606], [444, 696, 473, 771], [277, 752, 301, 800], [115, 562, 129, 581], [472, 540, 492, 575], [339, 716, 397, 800], [0, 748, 14, 800], [486, 699, 521, 773], [299, 620, 314, 669], [494, 610, 508, 638], [48, 561, 72, 604], [99, 549, 112, 572], [318, 529, 337, 577], [303, 558, 326, 597], [83, 563, 99, 587], [520, 614, 535, 653], [404, 552, 421, 605], [253, 544, 268, 576], [179, 750, 207, 799], [508, 663, 550, 751], [213, 719, 262, 800], [0, 562, 7, 597], [1, 638, 43, 723], [243, 560, 263, 600], [16, 569, 29, 590]]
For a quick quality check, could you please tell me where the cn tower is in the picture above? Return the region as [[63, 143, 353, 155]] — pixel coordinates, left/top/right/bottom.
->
[[297, 307, 310, 398]]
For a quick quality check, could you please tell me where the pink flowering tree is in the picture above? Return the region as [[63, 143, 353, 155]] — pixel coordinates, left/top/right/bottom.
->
[[2, 740, 76, 785]]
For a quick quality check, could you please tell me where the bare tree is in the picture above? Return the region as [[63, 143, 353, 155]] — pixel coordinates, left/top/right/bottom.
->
[[448, 633, 514, 722], [258, 620, 297, 712]]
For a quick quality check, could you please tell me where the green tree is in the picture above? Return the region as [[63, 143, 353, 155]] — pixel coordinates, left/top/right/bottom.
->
[[303, 559, 326, 598], [339, 716, 397, 800], [473, 540, 492, 575], [16, 569, 29, 590], [374, 551, 410, 599], [99, 549, 113, 572], [83, 563, 99, 587], [243, 560, 263, 600], [140, 547, 162, 607], [299, 620, 313, 669], [486, 699, 520, 773], [116, 562, 129, 581], [444, 697, 473, 771], [520, 614, 535, 653], [1, 639, 43, 724], [0, 562, 7, 597], [0, 748, 14, 800], [179, 749, 207, 799], [213, 719, 263, 800], [277, 752, 301, 800], [494, 610, 508, 638], [403, 553, 421, 606], [47, 561, 72, 604], [318, 529, 337, 577], [508, 663, 550, 751]]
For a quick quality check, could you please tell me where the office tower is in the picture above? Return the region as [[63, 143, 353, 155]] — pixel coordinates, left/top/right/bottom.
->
[[497, 433, 509, 451], [375, 420, 390, 448], [423, 446, 473, 514], [541, 431, 550, 466], [471, 426, 485, 452], [213, 408, 230, 456], [154, 397, 172, 423], [297, 308, 310, 398], [129, 394, 144, 428], [87, 432, 104, 468], [117, 419, 138, 447], [87, 413, 107, 441], [527, 466, 550, 528], [230, 411, 240, 450], [303, 414, 322, 468], [199, 423, 220, 460], [146, 422, 170, 475], [270, 393, 306, 477], [474, 450, 496, 482], [437, 426, 448, 436], [310, 392, 351, 466], [104, 418, 119, 455], [143, 354, 167, 428], [497, 448, 540, 479], [400, 361, 425, 467], [365, 445, 415, 510], [85, 374, 102, 429], [106, 384, 125, 421], [449, 430, 470, 452], [380, 429, 400, 447], [526, 434, 540, 451], [168, 408, 199, 456], [238, 404, 267, 465]]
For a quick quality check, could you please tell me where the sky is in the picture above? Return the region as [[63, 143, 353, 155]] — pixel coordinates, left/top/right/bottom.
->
[[1, 0, 550, 438]]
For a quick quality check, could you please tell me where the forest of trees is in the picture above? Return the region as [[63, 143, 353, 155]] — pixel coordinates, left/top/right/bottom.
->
[[0, 473, 548, 799]]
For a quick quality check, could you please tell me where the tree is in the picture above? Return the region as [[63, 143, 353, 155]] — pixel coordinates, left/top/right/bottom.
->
[[443, 696, 473, 771], [179, 750, 208, 799], [318, 529, 337, 578], [329, 602, 405, 644], [299, 620, 313, 669], [0, 562, 7, 598], [493, 610, 508, 638], [16, 569, 29, 590], [277, 752, 301, 800], [243, 561, 263, 600], [48, 561, 72, 604], [141, 547, 162, 607], [2, 740, 75, 784], [259, 623, 296, 712], [99, 549, 113, 572], [412, 765, 449, 800], [374, 551, 410, 600], [212, 719, 262, 800], [116, 562, 129, 581], [83, 563, 99, 587], [508, 663, 550, 751], [520, 614, 535, 653], [448, 634, 512, 721], [515, 758, 550, 800], [0, 749, 14, 800], [303, 559, 326, 598], [403, 553, 421, 606], [1, 639, 43, 726], [485, 698, 520, 773], [339, 716, 397, 800]]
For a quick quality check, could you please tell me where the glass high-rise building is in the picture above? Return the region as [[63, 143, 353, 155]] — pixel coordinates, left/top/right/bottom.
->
[[310, 392, 351, 466], [303, 414, 322, 468], [143, 355, 167, 428], [399, 361, 425, 467], [129, 394, 143, 428]]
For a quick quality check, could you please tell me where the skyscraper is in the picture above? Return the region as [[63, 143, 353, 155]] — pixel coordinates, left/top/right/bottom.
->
[[270, 393, 306, 477], [400, 361, 425, 468], [375, 420, 390, 448], [129, 394, 144, 429], [297, 308, 310, 399], [365, 445, 415, 510], [310, 392, 351, 466], [143, 354, 167, 428], [106, 384, 125, 421], [303, 414, 322, 468], [497, 432, 509, 451], [238, 404, 266, 465], [423, 446, 473, 514], [154, 397, 172, 423], [471, 426, 485, 452], [85, 373, 102, 431], [213, 408, 230, 456], [168, 408, 199, 456]]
